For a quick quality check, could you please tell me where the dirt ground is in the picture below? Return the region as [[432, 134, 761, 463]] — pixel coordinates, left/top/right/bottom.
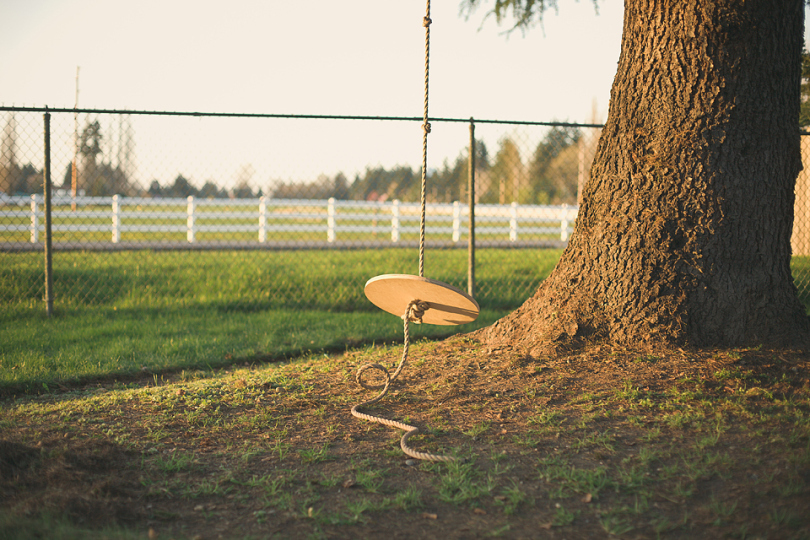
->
[[1, 335, 809, 539]]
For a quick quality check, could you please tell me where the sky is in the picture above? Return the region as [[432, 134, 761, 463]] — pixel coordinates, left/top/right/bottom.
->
[[1, 0, 624, 119], [1, 1, 809, 190]]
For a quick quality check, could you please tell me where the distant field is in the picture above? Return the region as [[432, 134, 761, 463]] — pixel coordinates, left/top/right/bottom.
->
[[5, 249, 809, 312]]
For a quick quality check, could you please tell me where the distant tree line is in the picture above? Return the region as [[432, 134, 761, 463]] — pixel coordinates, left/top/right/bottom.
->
[[269, 124, 595, 206], [1, 117, 140, 198], [0, 114, 42, 196], [67, 123, 595, 205]]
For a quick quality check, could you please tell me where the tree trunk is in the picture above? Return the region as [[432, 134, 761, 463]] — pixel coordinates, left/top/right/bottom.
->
[[481, 0, 810, 351]]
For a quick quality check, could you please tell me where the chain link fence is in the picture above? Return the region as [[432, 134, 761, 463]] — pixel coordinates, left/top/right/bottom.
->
[[5, 107, 808, 317], [0, 108, 603, 315], [791, 134, 810, 306]]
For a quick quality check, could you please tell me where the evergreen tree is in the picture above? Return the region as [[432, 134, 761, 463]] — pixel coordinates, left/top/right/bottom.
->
[[527, 125, 581, 204]]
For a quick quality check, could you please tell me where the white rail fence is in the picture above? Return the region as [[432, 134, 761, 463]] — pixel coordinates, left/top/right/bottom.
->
[[3, 195, 578, 245]]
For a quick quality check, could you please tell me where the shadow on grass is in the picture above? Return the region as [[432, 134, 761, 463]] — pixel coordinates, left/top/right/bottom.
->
[[0, 305, 508, 399]]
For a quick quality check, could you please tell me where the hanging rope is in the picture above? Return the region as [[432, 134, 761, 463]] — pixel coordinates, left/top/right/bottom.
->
[[419, 0, 431, 278], [351, 300, 455, 463]]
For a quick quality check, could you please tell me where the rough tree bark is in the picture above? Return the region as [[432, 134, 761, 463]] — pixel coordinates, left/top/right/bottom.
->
[[480, 0, 810, 351]]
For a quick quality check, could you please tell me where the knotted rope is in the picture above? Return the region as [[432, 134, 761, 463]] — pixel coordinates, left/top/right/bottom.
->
[[419, 1, 431, 279], [351, 299, 455, 463]]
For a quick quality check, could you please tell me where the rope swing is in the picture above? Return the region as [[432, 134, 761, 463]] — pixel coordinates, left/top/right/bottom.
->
[[351, 0, 480, 463]]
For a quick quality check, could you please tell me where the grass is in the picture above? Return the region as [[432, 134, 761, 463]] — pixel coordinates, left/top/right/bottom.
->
[[1, 248, 560, 310], [0, 512, 144, 540], [4, 249, 810, 393], [0, 304, 507, 391], [0, 248, 560, 391], [2, 249, 810, 537]]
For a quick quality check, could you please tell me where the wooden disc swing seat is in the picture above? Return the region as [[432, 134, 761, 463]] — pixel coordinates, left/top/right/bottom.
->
[[364, 274, 478, 326]]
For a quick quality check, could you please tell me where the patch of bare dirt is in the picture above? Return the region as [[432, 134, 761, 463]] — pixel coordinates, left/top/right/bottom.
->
[[1, 438, 143, 528]]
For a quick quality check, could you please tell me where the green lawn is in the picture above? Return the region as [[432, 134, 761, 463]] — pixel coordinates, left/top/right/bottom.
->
[[0, 306, 509, 392], [3, 249, 810, 392], [0, 248, 560, 391], [0, 248, 558, 311]]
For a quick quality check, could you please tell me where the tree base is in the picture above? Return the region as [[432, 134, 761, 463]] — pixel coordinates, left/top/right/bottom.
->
[[473, 273, 810, 356]]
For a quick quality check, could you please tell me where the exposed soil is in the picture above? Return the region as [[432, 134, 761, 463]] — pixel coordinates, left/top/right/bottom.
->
[[1, 336, 809, 539]]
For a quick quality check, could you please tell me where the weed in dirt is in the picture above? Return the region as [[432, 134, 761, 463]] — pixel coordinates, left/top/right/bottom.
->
[[345, 497, 391, 524], [769, 506, 802, 529], [392, 486, 423, 511], [462, 420, 491, 439], [571, 429, 615, 452], [355, 467, 386, 493], [489, 452, 514, 475], [778, 476, 805, 497], [434, 459, 494, 505], [650, 513, 687, 538], [298, 443, 332, 464], [598, 508, 635, 535], [151, 450, 197, 473], [528, 409, 564, 427], [551, 504, 579, 526], [494, 480, 530, 515], [709, 495, 738, 526]]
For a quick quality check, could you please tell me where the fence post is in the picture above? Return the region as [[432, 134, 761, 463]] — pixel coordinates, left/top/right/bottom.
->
[[391, 199, 400, 242], [258, 196, 267, 242], [452, 201, 461, 242], [509, 201, 518, 242], [187, 196, 195, 243], [468, 118, 475, 298], [111, 195, 120, 243], [43, 110, 53, 317], [30, 194, 39, 243], [561, 204, 569, 242], [327, 197, 336, 243]]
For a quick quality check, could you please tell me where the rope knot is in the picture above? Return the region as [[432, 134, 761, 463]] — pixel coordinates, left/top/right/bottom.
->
[[423, 16, 432, 27], [422, 122, 431, 134], [404, 299, 430, 324]]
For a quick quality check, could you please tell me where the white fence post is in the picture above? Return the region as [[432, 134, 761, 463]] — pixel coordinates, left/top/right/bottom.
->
[[187, 196, 196, 243], [509, 201, 518, 242], [258, 196, 267, 243], [561, 204, 569, 242], [452, 200, 461, 242], [111, 195, 120, 243], [30, 194, 39, 243], [327, 197, 336, 243], [391, 199, 400, 242]]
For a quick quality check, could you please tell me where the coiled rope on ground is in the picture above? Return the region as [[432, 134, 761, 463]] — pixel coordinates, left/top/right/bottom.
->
[[350, 299, 456, 463]]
